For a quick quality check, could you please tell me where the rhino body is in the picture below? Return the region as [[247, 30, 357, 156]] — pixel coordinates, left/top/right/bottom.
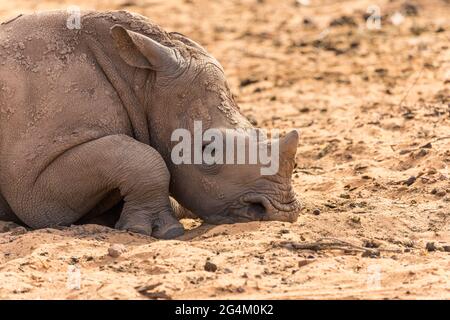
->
[[0, 10, 300, 238]]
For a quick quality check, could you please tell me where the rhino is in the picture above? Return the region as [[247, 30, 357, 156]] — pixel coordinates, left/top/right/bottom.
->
[[0, 10, 300, 239]]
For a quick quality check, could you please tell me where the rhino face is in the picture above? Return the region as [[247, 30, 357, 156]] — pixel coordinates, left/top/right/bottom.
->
[[169, 129, 301, 224], [111, 25, 301, 224]]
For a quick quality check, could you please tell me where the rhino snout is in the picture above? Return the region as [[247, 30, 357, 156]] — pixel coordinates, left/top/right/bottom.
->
[[242, 193, 300, 223]]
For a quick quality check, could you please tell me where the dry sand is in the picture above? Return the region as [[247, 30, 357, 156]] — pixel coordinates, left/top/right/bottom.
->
[[0, 0, 449, 299]]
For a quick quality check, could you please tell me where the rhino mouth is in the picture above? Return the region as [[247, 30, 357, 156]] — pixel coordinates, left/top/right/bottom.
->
[[241, 193, 300, 222], [202, 192, 300, 225]]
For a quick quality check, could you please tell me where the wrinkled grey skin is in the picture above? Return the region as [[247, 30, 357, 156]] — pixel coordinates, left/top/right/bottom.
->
[[0, 10, 300, 239]]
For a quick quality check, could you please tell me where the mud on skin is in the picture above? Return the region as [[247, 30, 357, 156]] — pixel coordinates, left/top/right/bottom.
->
[[0, 10, 300, 239]]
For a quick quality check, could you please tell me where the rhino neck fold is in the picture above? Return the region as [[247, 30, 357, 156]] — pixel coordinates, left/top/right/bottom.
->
[[87, 35, 151, 145]]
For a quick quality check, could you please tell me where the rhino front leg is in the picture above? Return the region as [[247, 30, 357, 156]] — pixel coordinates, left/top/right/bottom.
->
[[26, 134, 183, 239], [0, 193, 20, 223]]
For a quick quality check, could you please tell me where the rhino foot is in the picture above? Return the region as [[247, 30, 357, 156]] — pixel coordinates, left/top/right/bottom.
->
[[151, 211, 184, 239], [115, 209, 184, 239]]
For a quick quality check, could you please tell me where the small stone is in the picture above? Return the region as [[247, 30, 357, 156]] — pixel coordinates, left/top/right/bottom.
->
[[361, 250, 380, 258], [431, 188, 446, 197], [404, 176, 416, 186], [425, 242, 436, 252], [70, 256, 80, 264], [236, 286, 245, 293], [437, 190, 447, 197], [329, 15, 357, 27], [10, 226, 27, 235], [350, 216, 361, 224], [108, 244, 126, 258], [442, 246, 450, 252], [402, 2, 419, 16], [363, 239, 381, 248], [239, 78, 258, 87], [312, 208, 321, 215], [204, 261, 217, 272]]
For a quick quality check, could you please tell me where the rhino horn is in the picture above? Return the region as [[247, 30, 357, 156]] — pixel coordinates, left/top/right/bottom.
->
[[280, 130, 299, 160]]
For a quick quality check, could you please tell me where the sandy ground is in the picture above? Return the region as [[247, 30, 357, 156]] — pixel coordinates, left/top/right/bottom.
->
[[0, 0, 449, 299]]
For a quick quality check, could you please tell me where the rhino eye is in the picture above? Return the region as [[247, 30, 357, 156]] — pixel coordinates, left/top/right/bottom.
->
[[200, 144, 222, 175], [202, 144, 217, 164]]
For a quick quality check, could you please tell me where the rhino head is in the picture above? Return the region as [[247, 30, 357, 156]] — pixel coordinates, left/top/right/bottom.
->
[[111, 25, 300, 224]]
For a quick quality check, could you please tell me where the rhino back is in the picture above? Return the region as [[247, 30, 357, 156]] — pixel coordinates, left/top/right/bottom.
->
[[0, 11, 136, 191]]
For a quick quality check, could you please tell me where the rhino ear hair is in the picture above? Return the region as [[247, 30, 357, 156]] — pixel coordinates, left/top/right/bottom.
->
[[110, 25, 181, 73]]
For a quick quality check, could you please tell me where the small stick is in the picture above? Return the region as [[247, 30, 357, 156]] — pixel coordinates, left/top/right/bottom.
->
[[277, 238, 401, 253]]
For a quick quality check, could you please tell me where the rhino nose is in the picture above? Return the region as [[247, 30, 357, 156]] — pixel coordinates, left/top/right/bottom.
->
[[243, 194, 271, 219], [247, 201, 267, 218], [243, 194, 300, 223], [242, 193, 299, 222]]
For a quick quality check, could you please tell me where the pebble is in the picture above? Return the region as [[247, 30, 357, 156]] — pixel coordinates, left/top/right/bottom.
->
[[363, 239, 381, 248], [431, 188, 446, 197], [312, 208, 321, 215], [108, 244, 126, 258], [350, 216, 361, 224], [404, 176, 416, 186], [425, 242, 436, 252], [402, 2, 418, 16], [204, 261, 218, 272], [361, 250, 380, 258], [239, 78, 258, 87]]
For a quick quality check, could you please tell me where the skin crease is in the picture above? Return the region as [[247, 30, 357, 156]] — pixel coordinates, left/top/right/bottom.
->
[[0, 10, 300, 239]]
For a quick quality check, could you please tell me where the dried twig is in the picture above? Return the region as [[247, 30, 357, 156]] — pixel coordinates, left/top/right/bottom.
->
[[135, 282, 172, 300], [277, 238, 401, 254]]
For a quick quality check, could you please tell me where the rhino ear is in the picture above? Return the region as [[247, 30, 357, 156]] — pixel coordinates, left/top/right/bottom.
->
[[110, 25, 181, 73]]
